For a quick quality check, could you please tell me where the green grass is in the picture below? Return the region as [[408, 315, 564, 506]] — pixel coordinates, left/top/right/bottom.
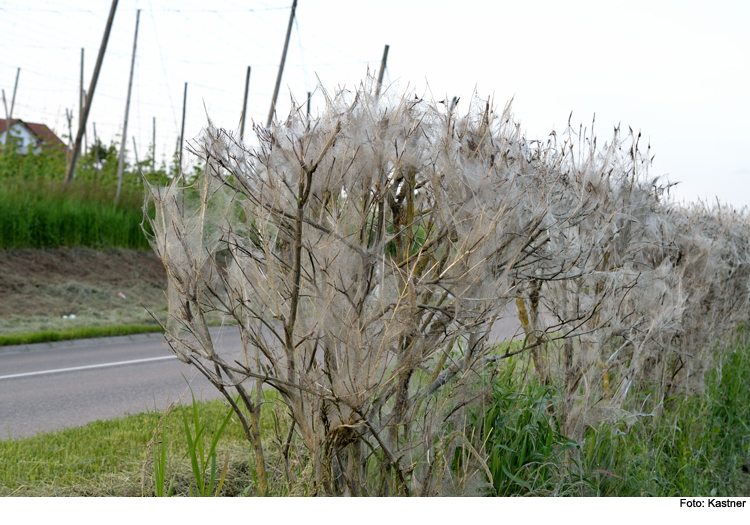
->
[[580, 336, 750, 497], [2, 334, 748, 496], [0, 397, 273, 497], [0, 177, 149, 250], [475, 360, 581, 496], [0, 400, 233, 496], [0, 391, 310, 497], [0, 323, 164, 347], [0, 140, 175, 250], [476, 333, 750, 496]]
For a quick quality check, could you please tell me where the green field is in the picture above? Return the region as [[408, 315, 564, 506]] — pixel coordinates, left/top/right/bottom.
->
[[0, 178, 149, 250], [0, 139, 173, 251]]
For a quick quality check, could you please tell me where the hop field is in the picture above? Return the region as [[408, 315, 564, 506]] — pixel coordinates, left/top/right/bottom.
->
[[0, 178, 148, 250], [0, 135, 175, 251]]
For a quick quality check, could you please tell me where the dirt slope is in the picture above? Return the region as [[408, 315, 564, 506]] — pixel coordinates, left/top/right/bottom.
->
[[0, 248, 168, 334], [0, 247, 525, 339]]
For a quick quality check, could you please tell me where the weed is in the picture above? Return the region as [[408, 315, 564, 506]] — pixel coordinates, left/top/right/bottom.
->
[[477, 359, 580, 496], [179, 389, 233, 497], [580, 332, 750, 497]]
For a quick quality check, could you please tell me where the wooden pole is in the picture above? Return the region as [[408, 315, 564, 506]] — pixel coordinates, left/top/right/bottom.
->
[[2, 90, 8, 144], [66, 110, 73, 140], [79, 49, 84, 128], [178, 82, 187, 179], [92, 122, 100, 187], [116, 9, 141, 202], [65, 0, 119, 185], [152, 116, 156, 173], [132, 136, 140, 169], [65, 109, 73, 169], [240, 66, 251, 141], [83, 90, 88, 156], [8, 67, 19, 123], [375, 44, 389, 98], [80, 52, 87, 155], [266, 0, 297, 127], [2, 68, 20, 141]]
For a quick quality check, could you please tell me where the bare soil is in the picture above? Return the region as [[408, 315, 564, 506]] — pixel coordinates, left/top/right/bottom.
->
[[0, 247, 524, 339], [0, 248, 168, 334]]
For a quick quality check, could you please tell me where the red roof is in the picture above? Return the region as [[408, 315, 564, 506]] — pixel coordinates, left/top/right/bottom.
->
[[0, 118, 68, 154]]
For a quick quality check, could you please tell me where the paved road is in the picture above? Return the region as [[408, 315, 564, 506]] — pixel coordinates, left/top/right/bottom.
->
[[0, 306, 522, 441], [0, 330, 244, 440]]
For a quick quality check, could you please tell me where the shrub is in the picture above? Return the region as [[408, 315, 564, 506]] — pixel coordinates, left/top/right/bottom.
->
[[145, 76, 750, 496]]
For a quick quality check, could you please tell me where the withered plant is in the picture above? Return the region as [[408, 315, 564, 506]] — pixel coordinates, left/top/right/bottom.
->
[[144, 79, 564, 495], [145, 76, 750, 495], [510, 121, 750, 442]]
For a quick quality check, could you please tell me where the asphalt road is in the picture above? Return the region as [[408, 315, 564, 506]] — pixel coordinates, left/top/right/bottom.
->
[[0, 329, 244, 440], [0, 306, 523, 441]]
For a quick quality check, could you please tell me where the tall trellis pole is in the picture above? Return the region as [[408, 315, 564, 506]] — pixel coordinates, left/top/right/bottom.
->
[[375, 44, 389, 98], [116, 9, 141, 202], [266, 0, 297, 127], [178, 82, 187, 179], [240, 66, 251, 141], [65, 0, 119, 185]]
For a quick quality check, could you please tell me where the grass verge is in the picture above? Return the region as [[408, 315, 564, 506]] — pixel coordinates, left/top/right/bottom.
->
[[0, 393, 306, 497], [0, 399, 246, 496], [580, 336, 750, 496], [470, 332, 750, 496], [0, 323, 164, 347], [2, 336, 747, 496]]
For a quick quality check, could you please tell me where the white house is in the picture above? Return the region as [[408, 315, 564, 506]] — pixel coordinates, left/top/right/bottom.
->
[[0, 118, 67, 155]]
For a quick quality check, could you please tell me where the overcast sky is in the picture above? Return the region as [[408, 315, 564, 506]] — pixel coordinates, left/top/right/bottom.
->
[[1, 0, 748, 207]]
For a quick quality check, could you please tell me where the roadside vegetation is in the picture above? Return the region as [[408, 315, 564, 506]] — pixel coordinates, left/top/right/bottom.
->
[[0, 177, 148, 250], [0, 247, 169, 341], [0, 139, 167, 250], [1, 332, 747, 496], [580, 337, 750, 497], [0, 132, 204, 251], [473, 330, 750, 496], [0, 135, 178, 340], [2, 78, 748, 497], [143, 78, 750, 495], [0, 323, 163, 347]]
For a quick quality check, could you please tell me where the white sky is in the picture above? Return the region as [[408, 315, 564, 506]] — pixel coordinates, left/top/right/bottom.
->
[[1, 0, 748, 207]]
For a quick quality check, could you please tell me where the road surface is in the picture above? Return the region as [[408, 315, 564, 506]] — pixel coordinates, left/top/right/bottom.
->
[[0, 330, 243, 440], [0, 306, 522, 440]]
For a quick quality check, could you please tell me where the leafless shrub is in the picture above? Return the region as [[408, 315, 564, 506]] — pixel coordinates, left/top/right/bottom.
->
[[145, 78, 564, 495], [145, 76, 750, 494], [513, 122, 750, 440]]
